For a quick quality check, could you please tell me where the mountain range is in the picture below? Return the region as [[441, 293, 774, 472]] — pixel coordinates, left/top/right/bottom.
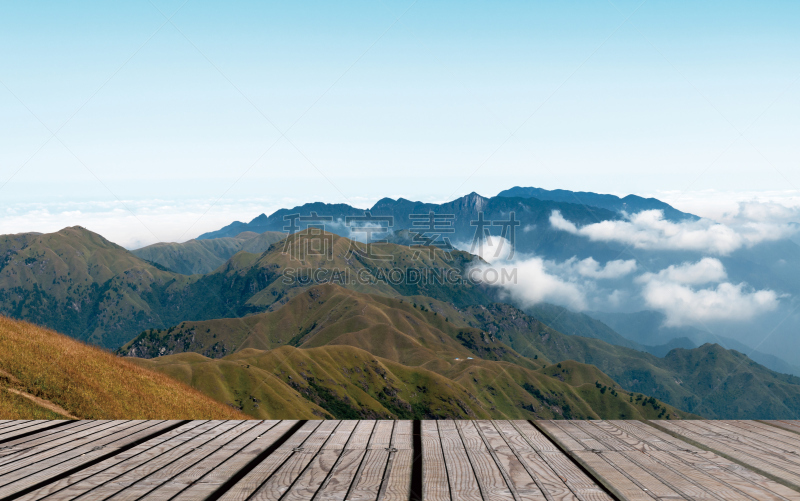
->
[[2, 185, 800, 420]]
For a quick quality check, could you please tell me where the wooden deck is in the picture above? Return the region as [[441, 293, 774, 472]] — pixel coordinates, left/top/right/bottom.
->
[[0, 420, 799, 500]]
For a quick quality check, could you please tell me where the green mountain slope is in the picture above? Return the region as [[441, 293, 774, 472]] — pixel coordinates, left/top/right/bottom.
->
[[118, 284, 527, 372], [133, 344, 691, 420], [0, 227, 490, 348], [131, 231, 285, 275], [466, 303, 800, 419], [0, 315, 245, 420], [0, 227, 202, 347]]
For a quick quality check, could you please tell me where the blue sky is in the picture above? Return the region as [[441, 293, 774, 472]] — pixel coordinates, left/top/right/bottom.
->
[[1, 0, 798, 247]]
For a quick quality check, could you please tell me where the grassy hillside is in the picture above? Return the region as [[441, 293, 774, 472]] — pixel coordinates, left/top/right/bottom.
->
[[466, 303, 800, 419], [0, 227, 491, 348], [131, 231, 285, 275], [118, 284, 531, 372], [0, 226, 200, 347], [134, 344, 691, 420], [0, 315, 246, 419], [120, 282, 800, 419], [121, 284, 693, 420]]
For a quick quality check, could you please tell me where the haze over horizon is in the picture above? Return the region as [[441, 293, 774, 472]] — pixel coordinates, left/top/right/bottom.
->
[[2, 0, 798, 247]]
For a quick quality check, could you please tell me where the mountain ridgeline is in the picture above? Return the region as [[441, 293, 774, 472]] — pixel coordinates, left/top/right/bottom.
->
[[3, 186, 800, 421], [119, 284, 800, 419]]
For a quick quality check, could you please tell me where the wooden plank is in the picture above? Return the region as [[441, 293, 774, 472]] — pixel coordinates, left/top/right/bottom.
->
[[457, 421, 515, 501], [738, 420, 800, 448], [581, 422, 775, 500], [719, 420, 800, 453], [285, 420, 359, 501], [347, 420, 376, 450], [535, 421, 585, 452], [691, 449, 800, 500], [0, 420, 177, 499], [0, 420, 47, 435], [764, 420, 800, 436], [0, 420, 114, 467], [476, 421, 544, 501], [0, 421, 65, 443], [552, 422, 606, 452], [649, 450, 789, 501], [311, 449, 365, 501], [368, 420, 394, 449], [0, 420, 139, 478], [617, 451, 715, 499], [422, 421, 451, 501], [694, 420, 800, 464], [15, 421, 205, 501], [382, 448, 412, 501], [37, 421, 221, 500], [347, 421, 394, 500], [685, 420, 800, 474], [511, 421, 560, 452], [139, 421, 279, 500], [104, 421, 251, 501], [393, 420, 413, 450], [61, 421, 241, 501], [590, 422, 658, 453], [571, 452, 652, 501], [282, 450, 341, 501], [438, 420, 481, 501], [217, 420, 322, 501], [0, 421, 88, 459], [168, 421, 296, 501], [494, 421, 579, 501], [347, 449, 390, 500], [248, 420, 340, 500], [539, 452, 614, 501], [655, 420, 800, 489], [602, 421, 688, 452], [321, 420, 358, 450], [575, 422, 634, 452]]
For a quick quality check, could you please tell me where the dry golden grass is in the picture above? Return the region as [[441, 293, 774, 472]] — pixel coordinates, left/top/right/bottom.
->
[[0, 316, 247, 420]]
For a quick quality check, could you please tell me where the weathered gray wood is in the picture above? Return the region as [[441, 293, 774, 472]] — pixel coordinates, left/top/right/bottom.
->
[[348, 448, 390, 500], [655, 420, 800, 490], [422, 420, 452, 501], [0, 420, 114, 467], [0, 420, 66, 443], [139, 421, 278, 500], [217, 420, 321, 501], [0, 420, 177, 499], [106, 421, 250, 501], [438, 420, 482, 501], [0, 421, 140, 479], [381, 448, 412, 501], [249, 420, 340, 501], [457, 420, 515, 501], [7, 419, 800, 501], [169, 421, 296, 501], [15, 421, 202, 501]]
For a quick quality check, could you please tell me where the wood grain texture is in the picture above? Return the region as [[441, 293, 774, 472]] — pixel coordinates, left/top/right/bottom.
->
[[249, 420, 340, 501], [438, 420, 482, 501], [16, 421, 202, 501], [3, 419, 800, 501], [422, 420, 452, 501]]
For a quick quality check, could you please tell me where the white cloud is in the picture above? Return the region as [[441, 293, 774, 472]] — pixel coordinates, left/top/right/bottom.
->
[[453, 236, 515, 264], [473, 255, 588, 310], [550, 209, 798, 255], [636, 257, 726, 285], [636, 258, 780, 326], [571, 257, 638, 279], [640, 281, 779, 326], [0, 198, 290, 249]]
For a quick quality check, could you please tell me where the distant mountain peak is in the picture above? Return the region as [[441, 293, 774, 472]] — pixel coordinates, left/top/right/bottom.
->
[[497, 186, 697, 221]]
